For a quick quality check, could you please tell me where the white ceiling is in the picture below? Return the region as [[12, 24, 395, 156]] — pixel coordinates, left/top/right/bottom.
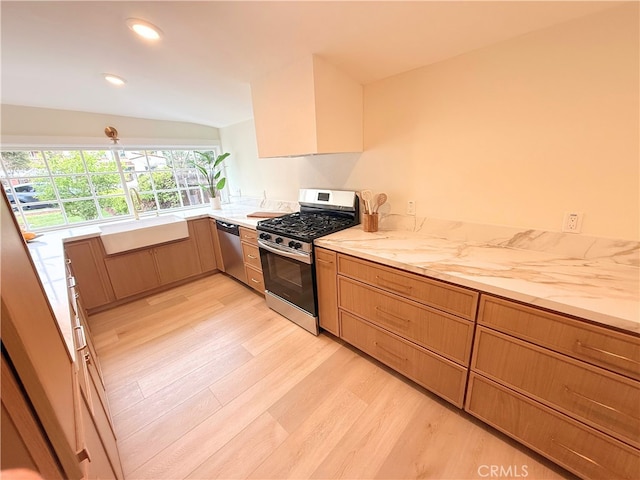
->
[[1, 1, 619, 128]]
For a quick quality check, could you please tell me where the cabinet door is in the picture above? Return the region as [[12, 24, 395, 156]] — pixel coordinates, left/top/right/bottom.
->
[[241, 242, 262, 271], [245, 264, 265, 293], [210, 219, 225, 272], [1, 194, 83, 478], [191, 218, 217, 272], [472, 327, 640, 448], [239, 226, 258, 245], [316, 248, 339, 336], [104, 249, 159, 299], [154, 238, 201, 285], [478, 295, 640, 380], [65, 238, 114, 309], [466, 373, 640, 480], [340, 311, 467, 407], [76, 365, 123, 480], [1, 353, 65, 478], [338, 276, 474, 365]]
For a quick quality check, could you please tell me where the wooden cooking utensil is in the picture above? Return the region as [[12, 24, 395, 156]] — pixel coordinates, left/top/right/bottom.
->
[[373, 193, 387, 213], [360, 190, 373, 214]]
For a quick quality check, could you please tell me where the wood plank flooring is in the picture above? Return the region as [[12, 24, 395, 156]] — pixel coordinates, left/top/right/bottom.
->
[[89, 273, 574, 479]]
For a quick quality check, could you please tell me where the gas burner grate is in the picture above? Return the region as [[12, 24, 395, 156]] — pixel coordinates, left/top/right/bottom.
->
[[258, 212, 356, 241]]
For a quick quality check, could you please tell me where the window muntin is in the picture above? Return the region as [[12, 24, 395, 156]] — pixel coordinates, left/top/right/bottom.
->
[[1, 147, 223, 231]]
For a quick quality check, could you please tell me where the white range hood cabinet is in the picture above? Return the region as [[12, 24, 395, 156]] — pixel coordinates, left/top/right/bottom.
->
[[251, 55, 363, 158]]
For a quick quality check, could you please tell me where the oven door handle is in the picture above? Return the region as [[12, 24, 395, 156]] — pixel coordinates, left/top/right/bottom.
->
[[258, 240, 312, 265]]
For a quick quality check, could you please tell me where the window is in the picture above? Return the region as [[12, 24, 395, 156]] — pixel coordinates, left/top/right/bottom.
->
[[1, 148, 224, 231]]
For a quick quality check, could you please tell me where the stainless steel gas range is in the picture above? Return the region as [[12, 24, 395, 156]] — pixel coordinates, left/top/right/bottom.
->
[[256, 189, 359, 335]]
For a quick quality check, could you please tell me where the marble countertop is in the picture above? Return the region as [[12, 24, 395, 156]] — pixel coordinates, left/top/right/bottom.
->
[[28, 202, 639, 354], [55, 203, 291, 244], [315, 227, 640, 334]]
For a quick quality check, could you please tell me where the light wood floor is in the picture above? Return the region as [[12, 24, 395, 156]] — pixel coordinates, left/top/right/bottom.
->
[[89, 273, 574, 480]]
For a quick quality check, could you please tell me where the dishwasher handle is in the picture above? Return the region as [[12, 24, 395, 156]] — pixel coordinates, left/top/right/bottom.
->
[[216, 220, 240, 235]]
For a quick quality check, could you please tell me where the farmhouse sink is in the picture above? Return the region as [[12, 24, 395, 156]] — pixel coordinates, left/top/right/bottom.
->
[[99, 215, 189, 254]]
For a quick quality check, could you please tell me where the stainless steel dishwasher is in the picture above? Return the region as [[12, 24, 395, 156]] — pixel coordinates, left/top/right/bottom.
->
[[216, 220, 247, 283]]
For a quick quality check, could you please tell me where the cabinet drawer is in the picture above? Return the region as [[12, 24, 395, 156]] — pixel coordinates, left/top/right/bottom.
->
[[339, 277, 473, 365], [239, 226, 258, 246], [466, 373, 639, 480], [337, 254, 478, 320], [340, 311, 467, 407], [472, 327, 640, 448], [316, 248, 339, 336], [479, 295, 640, 380], [242, 242, 262, 271], [245, 264, 265, 293]]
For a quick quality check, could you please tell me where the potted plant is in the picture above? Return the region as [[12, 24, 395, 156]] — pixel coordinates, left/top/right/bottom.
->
[[192, 151, 230, 209]]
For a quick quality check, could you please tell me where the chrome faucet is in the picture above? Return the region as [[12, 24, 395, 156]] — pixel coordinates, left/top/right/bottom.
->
[[129, 187, 142, 220]]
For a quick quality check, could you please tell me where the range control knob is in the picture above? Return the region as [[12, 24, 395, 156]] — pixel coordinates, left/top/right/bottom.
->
[[259, 233, 271, 240], [288, 241, 296, 249], [275, 237, 283, 244], [294, 242, 302, 249]]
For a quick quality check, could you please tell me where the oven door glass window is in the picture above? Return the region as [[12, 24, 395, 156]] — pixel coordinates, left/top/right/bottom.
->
[[260, 249, 316, 316]]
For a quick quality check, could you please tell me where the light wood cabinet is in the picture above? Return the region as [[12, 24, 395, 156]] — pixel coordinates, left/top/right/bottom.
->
[[66, 218, 221, 309], [101, 219, 215, 301], [315, 248, 339, 336], [472, 326, 640, 448], [76, 366, 122, 480], [467, 373, 639, 480], [241, 242, 262, 271], [1, 191, 83, 478], [341, 311, 467, 407], [337, 254, 478, 320], [155, 237, 202, 285], [468, 294, 640, 480], [69, 268, 123, 478], [245, 265, 266, 293], [239, 226, 259, 244], [104, 248, 160, 299], [250, 54, 363, 158], [1, 352, 65, 478], [334, 252, 477, 407], [239, 226, 264, 294], [64, 237, 115, 309], [339, 276, 474, 365], [478, 295, 640, 380], [105, 239, 203, 300], [192, 217, 218, 272]]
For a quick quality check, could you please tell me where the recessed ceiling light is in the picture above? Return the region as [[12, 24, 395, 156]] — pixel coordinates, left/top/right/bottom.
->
[[126, 18, 162, 41], [103, 74, 127, 86]]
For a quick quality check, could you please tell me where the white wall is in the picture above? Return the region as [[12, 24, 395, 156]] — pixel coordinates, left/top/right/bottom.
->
[[219, 119, 362, 200], [221, 4, 639, 241], [1, 105, 220, 146]]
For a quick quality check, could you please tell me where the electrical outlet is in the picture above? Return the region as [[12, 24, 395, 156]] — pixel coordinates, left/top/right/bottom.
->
[[562, 212, 583, 233], [407, 200, 416, 215]]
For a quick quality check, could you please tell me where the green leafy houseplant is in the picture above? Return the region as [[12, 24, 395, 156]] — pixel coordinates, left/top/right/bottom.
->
[[192, 151, 230, 200]]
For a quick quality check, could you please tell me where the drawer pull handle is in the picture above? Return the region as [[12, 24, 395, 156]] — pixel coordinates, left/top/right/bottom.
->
[[76, 446, 91, 462], [375, 307, 409, 327], [375, 275, 412, 294], [564, 385, 639, 421], [316, 258, 332, 264], [551, 438, 606, 471], [250, 278, 261, 284], [374, 341, 407, 363], [247, 254, 258, 260], [67, 276, 77, 288], [74, 325, 87, 352], [576, 340, 640, 367]]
